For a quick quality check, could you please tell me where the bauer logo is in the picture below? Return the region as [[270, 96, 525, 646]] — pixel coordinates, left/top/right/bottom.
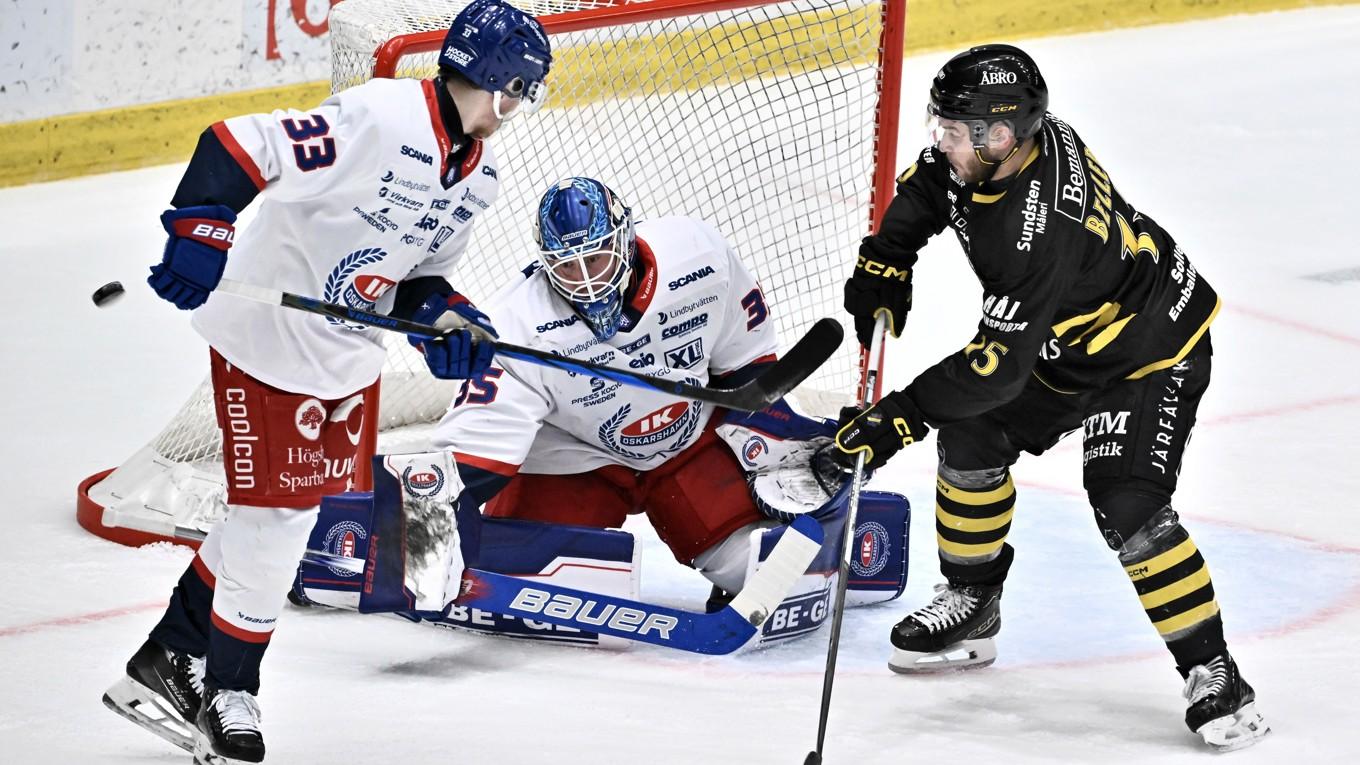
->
[[402, 464, 445, 497], [323, 521, 368, 578], [849, 521, 891, 578], [295, 400, 325, 441]]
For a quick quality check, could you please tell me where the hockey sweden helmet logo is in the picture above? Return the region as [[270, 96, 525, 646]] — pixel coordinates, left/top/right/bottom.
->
[[848, 521, 892, 578]]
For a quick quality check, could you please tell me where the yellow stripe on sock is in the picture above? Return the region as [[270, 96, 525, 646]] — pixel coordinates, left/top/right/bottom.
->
[[936, 504, 1014, 533], [1124, 537, 1197, 581], [937, 533, 1007, 559], [936, 475, 1015, 506], [1137, 565, 1212, 610], [1151, 600, 1221, 637]]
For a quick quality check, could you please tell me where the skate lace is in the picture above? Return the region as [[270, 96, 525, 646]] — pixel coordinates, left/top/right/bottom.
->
[[912, 583, 979, 633], [210, 690, 262, 735], [1183, 656, 1229, 704], [175, 654, 206, 697]]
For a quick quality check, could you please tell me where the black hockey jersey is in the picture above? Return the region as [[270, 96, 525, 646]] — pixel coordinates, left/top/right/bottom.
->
[[863, 114, 1220, 426]]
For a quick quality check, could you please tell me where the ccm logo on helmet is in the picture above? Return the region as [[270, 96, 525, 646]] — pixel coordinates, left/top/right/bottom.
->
[[980, 70, 1018, 85]]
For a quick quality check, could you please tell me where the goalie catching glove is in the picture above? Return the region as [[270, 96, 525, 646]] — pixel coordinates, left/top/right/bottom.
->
[[833, 390, 929, 471], [407, 291, 499, 380], [717, 401, 848, 523]]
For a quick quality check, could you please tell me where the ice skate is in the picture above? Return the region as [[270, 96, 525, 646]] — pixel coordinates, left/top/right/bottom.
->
[[1183, 652, 1270, 751], [888, 583, 1001, 673], [194, 687, 265, 764], [102, 639, 205, 752]]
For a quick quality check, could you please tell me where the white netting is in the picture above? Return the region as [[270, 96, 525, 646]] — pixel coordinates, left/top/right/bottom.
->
[[84, 0, 896, 535]]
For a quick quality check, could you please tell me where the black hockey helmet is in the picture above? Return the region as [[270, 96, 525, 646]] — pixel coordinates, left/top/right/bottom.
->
[[928, 44, 1048, 143]]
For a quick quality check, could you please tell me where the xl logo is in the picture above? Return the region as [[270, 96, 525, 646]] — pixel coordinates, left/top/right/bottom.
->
[[665, 338, 704, 370]]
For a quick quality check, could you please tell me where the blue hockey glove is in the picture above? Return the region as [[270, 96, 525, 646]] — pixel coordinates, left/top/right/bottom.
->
[[833, 390, 929, 471], [148, 205, 236, 310], [408, 292, 498, 380]]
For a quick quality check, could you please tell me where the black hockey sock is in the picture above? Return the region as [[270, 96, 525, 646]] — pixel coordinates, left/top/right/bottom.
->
[[935, 471, 1015, 586], [148, 557, 214, 658], [1120, 524, 1227, 671]]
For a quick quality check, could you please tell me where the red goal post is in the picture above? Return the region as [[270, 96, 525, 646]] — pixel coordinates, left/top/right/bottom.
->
[[77, 0, 906, 548]]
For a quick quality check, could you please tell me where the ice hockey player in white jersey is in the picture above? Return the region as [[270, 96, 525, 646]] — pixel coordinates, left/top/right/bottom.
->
[[101, 2, 550, 762], [430, 176, 847, 603]]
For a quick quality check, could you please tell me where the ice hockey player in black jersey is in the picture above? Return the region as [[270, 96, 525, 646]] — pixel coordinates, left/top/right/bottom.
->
[[833, 44, 1268, 751]]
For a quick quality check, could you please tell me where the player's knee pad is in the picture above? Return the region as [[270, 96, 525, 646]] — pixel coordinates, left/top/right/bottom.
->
[[1090, 488, 1172, 551], [935, 463, 1014, 571], [209, 503, 319, 639], [936, 417, 1020, 473], [1114, 506, 1224, 659]]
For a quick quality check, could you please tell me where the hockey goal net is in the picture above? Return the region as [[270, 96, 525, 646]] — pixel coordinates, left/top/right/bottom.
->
[[78, 0, 905, 547]]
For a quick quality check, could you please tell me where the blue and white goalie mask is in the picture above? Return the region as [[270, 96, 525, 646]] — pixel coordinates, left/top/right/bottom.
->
[[533, 177, 636, 341]]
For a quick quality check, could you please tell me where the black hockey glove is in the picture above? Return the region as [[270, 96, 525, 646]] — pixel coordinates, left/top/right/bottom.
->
[[832, 390, 928, 471], [844, 250, 913, 347]]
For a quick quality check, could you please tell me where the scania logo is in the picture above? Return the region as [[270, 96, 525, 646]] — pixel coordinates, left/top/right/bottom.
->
[[401, 144, 433, 165], [667, 265, 715, 291], [352, 274, 396, 302], [536, 315, 580, 333]]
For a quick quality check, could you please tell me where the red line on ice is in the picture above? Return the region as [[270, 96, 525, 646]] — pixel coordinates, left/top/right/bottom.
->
[[1225, 303, 1360, 349], [0, 600, 164, 638]]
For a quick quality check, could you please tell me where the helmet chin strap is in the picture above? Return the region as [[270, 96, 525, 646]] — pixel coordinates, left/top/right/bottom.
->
[[972, 143, 1020, 182]]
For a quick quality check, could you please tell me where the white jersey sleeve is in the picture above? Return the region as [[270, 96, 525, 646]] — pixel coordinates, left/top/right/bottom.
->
[[708, 236, 779, 375], [215, 96, 352, 202], [431, 360, 552, 475]]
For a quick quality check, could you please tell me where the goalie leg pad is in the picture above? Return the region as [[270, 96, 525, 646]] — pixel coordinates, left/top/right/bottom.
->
[[641, 423, 765, 564]]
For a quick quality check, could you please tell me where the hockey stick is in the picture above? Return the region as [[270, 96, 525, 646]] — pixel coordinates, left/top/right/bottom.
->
[[100, 508, 824, 656], [214, 278, 842, 413], [804, 312, 887, 765]]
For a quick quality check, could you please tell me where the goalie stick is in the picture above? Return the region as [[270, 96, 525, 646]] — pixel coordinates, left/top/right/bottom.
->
[[101, 508, 824, 656], [804, 312, 887, 765], [214, 278, 842, 413]]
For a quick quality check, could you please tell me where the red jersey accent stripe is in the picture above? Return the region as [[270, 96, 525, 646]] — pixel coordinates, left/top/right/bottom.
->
[[210, 610, 273, 644], [421, 79, 454, 181], [627, 237, 659, 315], [210, 121, 265, 191], [460, 140, 484, 178], [453, 451, 521, 477], [191, 554, 217, 589]]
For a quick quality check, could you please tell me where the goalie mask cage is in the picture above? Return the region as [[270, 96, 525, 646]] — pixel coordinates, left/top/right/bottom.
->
[[77, 0, 905, 547]]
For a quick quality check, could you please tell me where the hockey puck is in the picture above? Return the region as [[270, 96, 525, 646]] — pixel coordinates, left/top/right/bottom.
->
[[747, 608, 767, 626], [92, 281, 125, 307]]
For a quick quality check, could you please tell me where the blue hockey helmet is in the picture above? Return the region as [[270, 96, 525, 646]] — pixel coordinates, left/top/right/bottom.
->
[[532, 177, 637, 341], [439, 0, 552, 116]]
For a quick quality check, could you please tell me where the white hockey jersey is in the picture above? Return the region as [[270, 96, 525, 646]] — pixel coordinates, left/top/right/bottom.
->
[[190, 78, 500, 398], [432, 216, 778, 475]]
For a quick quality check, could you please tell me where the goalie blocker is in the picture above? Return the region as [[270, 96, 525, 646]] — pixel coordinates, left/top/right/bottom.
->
[[293, 456, 909, 653]]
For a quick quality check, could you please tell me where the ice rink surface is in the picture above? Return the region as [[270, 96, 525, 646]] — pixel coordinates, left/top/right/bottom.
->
[[3, 7, 1360, 763]]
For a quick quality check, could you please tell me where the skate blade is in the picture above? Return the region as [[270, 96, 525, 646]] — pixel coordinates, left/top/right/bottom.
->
[[888, 638, 997, 674], [102, 676, 195, 753], [1196, 702, 1271, 752]]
